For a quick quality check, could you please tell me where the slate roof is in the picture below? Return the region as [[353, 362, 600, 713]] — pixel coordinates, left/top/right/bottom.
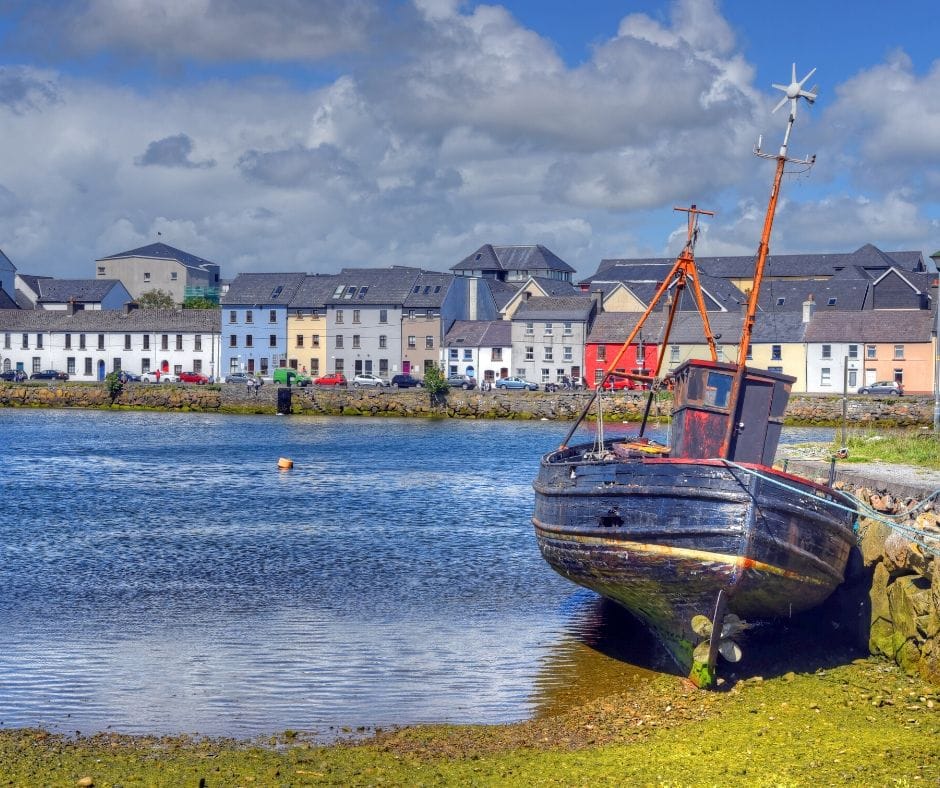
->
[[758, 278, 871, 312], [443, 320, 511, 347], [36, 279, 127, 304], [324, 267, 422, 306], [484, 279, 520, 310], [513, 295, 595, 321], [0, 287, 18, 309], [527, 276, 578, 296], [98, 242, 219, 272], [583, 264, 746, 311], [586, 312, 666, 344], [404, 271, 454, 308], [803, 311, 935, 343], [220, 273, 306, 306], [288, 274, 343, 309], [0, 308, 220, 331], [451, 244, 575, 274], [17, 274, 49, 296], [0, 248, 14, 271]]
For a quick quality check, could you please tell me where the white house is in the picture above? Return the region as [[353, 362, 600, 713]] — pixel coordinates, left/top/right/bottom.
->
[[442, 320, 512, 385]]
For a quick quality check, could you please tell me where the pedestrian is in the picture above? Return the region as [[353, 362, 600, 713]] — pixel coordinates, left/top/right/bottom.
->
[[246, 377, 254, 395]]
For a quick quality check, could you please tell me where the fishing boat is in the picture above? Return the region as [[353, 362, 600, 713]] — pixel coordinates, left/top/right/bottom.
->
[[532, 65, 857, 688]]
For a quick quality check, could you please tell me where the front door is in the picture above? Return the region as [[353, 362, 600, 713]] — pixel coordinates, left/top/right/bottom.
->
[[402, 360, 411, 374], [97, 360, 106, 381]]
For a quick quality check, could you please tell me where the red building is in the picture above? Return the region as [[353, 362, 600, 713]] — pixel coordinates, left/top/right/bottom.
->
[[584, 312, 661, 389]]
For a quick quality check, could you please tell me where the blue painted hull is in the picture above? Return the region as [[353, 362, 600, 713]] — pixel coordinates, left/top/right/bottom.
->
[[532, 442, 856, 673]]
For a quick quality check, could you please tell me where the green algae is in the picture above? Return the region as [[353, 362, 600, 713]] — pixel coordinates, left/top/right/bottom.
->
[[2, 659, 935, 786]]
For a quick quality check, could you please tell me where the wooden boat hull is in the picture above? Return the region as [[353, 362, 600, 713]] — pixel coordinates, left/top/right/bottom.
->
[[532, 444, 856, 677]]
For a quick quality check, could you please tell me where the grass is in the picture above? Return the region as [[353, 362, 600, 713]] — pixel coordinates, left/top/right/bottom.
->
[[0, 659, 936, 786], [830, 429, 940, 469]]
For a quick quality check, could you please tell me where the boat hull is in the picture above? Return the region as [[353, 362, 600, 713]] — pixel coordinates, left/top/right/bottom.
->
[[532, 445, 856, 675]]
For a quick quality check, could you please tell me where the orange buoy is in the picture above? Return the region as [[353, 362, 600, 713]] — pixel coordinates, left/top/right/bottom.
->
[[277, 457, 294, 470]]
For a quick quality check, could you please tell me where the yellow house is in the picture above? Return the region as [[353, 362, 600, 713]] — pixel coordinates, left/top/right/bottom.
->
[[286, 275, 338, 377]]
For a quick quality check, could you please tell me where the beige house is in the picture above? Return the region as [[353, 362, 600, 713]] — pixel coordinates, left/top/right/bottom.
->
[[96, 242, 221, 304]]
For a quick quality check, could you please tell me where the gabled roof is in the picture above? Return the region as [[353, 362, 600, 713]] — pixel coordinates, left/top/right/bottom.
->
[[513, 295, 595, 321], [404, 271, 454, 308], [220, 272, 306, 306], [98, 242, 219, 272], [451, 244, 575, 274], [586, 312, 666, 344], [443, 320, 511, 348], [288, 274, 343, 309], [527, 276, 578, 296], [582, 264, 745, 312], [36, 279, 128, 304], [483, 278, 519, 310], [804, 310, 935, 343], [323, 266, 422, 306], [0, 307, 220, 332]]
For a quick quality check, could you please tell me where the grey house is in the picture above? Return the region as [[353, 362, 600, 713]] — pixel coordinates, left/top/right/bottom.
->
[[451, 244, 576, 283], [511, 295, 597, 385], [96, 242, 222, 304], [16, 277, 132, 311]]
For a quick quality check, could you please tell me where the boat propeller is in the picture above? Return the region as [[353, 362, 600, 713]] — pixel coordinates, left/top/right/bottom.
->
[[691, 612, 749, 664]]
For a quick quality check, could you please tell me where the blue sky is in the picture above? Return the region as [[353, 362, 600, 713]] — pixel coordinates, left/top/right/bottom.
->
[[0, 0, 937, 282]]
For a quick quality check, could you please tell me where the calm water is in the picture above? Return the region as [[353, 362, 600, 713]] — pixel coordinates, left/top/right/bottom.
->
[[0, 409, 832, 737]]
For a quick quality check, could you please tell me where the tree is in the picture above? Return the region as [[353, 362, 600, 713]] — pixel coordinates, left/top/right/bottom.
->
[[182, 296, 218, 309], [422, 365, 449, 406], [104, 371, 123, 404], [138, 289, 176, 309]]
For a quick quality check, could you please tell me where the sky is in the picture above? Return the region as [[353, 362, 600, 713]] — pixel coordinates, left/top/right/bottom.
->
[[0, 0, 938, 283]]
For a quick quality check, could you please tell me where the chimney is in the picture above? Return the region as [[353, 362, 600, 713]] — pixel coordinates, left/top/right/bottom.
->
[[66, 298, 77, 316], [123, 301, 139, 316], [523, 291, 530, 301], [591, 289, 604, 314], [802, 294, 816, 323]]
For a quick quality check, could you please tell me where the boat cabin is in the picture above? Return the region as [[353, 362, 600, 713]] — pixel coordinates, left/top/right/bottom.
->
[[669, 359, 793, 465]]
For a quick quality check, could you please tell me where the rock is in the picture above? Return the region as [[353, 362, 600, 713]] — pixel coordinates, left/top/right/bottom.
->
[[883, 532, 929, 576], [77, 778, 94, 787], [858, 519, 895, 567]]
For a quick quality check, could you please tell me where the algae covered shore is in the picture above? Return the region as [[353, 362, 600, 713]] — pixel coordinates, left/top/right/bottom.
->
[[2, 657, 936, 786]]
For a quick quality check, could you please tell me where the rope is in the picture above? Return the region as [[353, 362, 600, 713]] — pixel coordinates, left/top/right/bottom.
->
[[718, 459, 940, 558]]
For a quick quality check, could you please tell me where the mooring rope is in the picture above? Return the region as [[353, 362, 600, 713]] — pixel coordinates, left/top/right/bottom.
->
[[718, 459, 940, 558]]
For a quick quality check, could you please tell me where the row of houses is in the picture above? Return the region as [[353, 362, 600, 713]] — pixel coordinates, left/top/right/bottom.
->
[[0, 241, 938, 393]]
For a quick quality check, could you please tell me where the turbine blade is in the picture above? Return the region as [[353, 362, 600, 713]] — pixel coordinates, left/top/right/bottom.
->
[[772, 95, 789, 113], [799, 90, 817, 104], [771, 83, 788, 92], [791, 62, 797, 83], [798, 67, 817, 88]]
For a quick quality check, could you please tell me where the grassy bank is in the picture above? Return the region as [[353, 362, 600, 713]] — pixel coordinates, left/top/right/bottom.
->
[[2, 658, 935, 786], [831, 429, 940, 469]]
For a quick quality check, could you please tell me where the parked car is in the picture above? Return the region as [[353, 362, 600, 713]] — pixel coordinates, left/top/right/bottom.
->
[[495, 376, 538, 391], [858, 380, 903, 396], [30, 369, 68, 380], [118, 371, 141, 383], [313, 372, 347, 387], [179, 371, 209, 384], [225, 372, 251, 384], [352, 373, 390, 388], [601, 376, 635, 391], [390, 374, 423, 389], [141, 370, 179, 383], [272, 368, 311, 387], [0, 370, 27, 382], [447, 374, 477, 390]]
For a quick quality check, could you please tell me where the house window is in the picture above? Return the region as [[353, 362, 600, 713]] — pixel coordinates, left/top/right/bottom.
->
[[229, 335, 237, 348], [894, 345, 905, 360], [312, 334, 320, 347], [336, 335, 344, 349], [297, 334, 305, 347], [113, 358, 122, 372], [379, 359, 388, 376], [171, 272, 178, 281], [426, 336, 434, 349], [229, 311, 237, 323], [525, 322, 534, 335], [408, 310, 416, 320], [771, 344, 781, 360], [311, 359, 320, 375], [563, 322, 572, 335], [449, 348, 458, 360], [894, 369, 904, 385], [596, 346, 606, 361], [194, 335, 202, 352], [143, 335, 150, 350], [144, 272, 151, 282], [541, 368, 550, 383], [866, 345, 876, 359], [3, 332, 9, 349], [246, 310, 253, 324], [21, 333, 27, 349], [544, 323, 553, 336], [407, 335, 416, 349], [352, 335, 360, 349], [125, 334, 132, 350], [746, 344, 753, 360], [353, 310, 360, 324], [175, 334, 183, 351], [768, 366, 783, 373], [671, 345, 680, 362], [79, 334, 86, 350], [463, 349, 472, 361], [379, 309, 388, 323], [84, 358, 92, 376], [335, 359, 344, 373], [525, 346, 534, 361], [97, 266, 105, 275], [242, 334, 253, 348], [379, 335, 387, 349], [563, 346, 573, 362], [67, 357, 76, 375], [36, 333, 43, 349], [848, 344, 858, 359], [544, 347, 553, 362], [65, 334, 72, 350], [821, 344, 831, 359], [821, 367, 831, 386], [491, 348, 502, 362], [32, 357, 40, 372], [269, 310, 277, 323], [776, 297, 785, 306], [269, 335, 277, 348], [194, 360, 202, 373], [98, 334, 105, 351], [336, 309, 344, 324]]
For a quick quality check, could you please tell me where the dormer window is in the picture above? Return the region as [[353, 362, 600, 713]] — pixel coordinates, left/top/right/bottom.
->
[[827, 297, 837, 306], [776, 297, 785, 306], [332, 285, 345, 298], [475, 253, 482, 261], [271, 286, 283, 299]]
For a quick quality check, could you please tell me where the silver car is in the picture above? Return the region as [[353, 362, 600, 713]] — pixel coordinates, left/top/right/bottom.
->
[[141, 370, 179, 383], [857, 380, 903, 396], [352, 373, 390, 388]]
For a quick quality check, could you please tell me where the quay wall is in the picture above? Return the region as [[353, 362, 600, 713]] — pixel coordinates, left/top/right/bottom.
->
[[0, 382, 934, 425]]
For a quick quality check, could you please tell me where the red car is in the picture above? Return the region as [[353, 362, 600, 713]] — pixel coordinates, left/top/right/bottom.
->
[[313, 373, 347, 386], [179, 371, 209, 384], [600, 377, 635, 391]]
